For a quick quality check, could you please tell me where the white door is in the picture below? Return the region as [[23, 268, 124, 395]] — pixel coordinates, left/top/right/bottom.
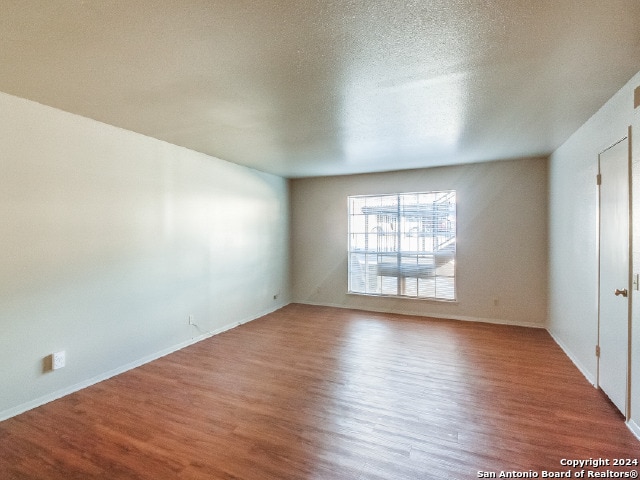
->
[[598, 137, 630, 417]]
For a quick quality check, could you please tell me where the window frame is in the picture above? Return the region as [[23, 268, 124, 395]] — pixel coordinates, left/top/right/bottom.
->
[[347, 190, 457, 301]]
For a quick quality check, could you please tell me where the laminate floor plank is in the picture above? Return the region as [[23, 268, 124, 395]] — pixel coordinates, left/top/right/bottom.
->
[[1, 304, 638, 479]]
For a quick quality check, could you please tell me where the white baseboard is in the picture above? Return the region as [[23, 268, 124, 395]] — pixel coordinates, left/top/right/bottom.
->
[[297, 301, 545, 329], [0, 303, 287, 423], [546, 329, 597, 386], [627, 419, 640, 441]]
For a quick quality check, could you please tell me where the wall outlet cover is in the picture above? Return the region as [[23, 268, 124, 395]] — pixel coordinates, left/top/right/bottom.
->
[[52, 351, 66, 370]]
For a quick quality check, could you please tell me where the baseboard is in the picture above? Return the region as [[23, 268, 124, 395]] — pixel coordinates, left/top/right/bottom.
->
[[546, 329, 597, 386], [627, 419, 640, 441], [0, 303, 287, 423], [438, 313, 544, 329], [297, 301, 545, 329]]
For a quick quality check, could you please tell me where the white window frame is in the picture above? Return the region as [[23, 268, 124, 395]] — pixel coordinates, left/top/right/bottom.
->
[[348, 191, 456, 301]]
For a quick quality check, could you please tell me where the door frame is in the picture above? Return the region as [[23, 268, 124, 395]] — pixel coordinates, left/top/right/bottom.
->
[[597, 131, 632, 420]]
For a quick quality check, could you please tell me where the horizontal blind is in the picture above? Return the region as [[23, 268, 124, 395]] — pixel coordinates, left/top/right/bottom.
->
[[348, 191, 456, 300]]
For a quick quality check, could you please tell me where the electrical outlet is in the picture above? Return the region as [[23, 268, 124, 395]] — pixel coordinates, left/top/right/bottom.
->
[[52, 351, 66, 370]]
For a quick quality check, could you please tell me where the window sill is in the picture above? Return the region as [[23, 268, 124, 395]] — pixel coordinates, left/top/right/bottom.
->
[[347, 292, 458, 303]]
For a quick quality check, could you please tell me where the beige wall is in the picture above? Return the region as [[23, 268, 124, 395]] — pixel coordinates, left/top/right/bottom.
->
[[549, 70, 640, 433], [0, 92, 290, 419], [291, 158, 548, 327]]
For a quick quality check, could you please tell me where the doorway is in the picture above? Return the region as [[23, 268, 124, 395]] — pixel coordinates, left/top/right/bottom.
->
[[598, 137, 631, 417]]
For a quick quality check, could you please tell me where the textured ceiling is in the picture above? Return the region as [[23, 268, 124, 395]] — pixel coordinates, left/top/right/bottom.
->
[[1, 1, 639, 178]]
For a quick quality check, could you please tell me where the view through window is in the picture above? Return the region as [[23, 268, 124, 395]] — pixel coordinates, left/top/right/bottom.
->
[[348, 191, 456, 300]]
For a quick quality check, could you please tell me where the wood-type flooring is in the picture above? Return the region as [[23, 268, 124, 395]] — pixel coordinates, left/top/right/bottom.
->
[[1, 304, 638, 479]]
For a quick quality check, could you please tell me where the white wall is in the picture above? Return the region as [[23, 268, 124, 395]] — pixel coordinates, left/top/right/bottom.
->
[[291, 158, 548, 327], [0, 92, 290, 420], [548, 71, 640, 428]]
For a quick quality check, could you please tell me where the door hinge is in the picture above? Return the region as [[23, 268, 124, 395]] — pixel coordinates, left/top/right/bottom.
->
[[595, 345, 601, 357], [596, 173, 602, 185]]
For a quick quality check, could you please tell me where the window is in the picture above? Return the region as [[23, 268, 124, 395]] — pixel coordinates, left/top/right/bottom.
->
[[348, 191, 456, 300]]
